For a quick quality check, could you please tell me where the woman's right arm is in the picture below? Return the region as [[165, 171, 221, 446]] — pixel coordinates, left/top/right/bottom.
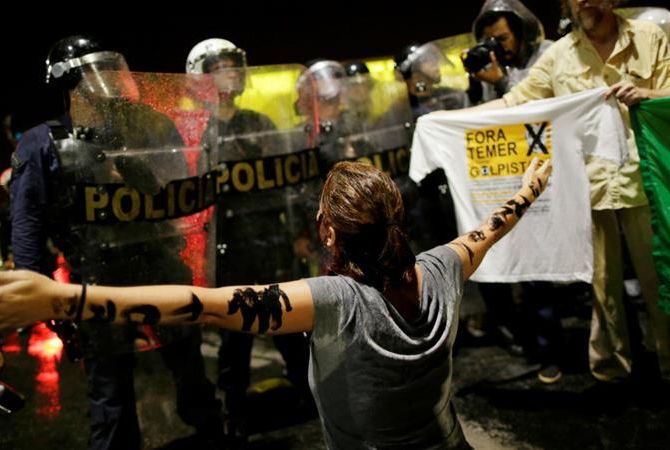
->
[[0, 273, 315, 335], [447, 157, 552, 280]]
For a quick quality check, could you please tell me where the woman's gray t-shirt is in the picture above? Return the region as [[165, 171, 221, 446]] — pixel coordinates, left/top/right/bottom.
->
[[306, 245, 466, 449]]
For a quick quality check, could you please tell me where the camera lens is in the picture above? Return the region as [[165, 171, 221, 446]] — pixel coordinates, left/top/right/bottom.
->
[[463, 44, 492, 73], [462, 37, 504, 73]]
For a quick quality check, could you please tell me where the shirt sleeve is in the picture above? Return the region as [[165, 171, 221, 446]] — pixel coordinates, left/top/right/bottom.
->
[[417, 245, 464, 302], [305, 275, 354, 344], [10, 126, 59, 273], [503, 42, 558, 107]]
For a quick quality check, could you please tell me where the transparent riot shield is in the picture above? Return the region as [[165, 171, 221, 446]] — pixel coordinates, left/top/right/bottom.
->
[[53, 70, 219, 355], [319, 66, 457, 253], [212, 63, 323, 285], [429, 33, 475, 90], [401, 39, 471, 118], [336, 71, 413, 171], [403, 37, 470, 250], [310, 69, 412, 249], [293, 60, 408, 170]]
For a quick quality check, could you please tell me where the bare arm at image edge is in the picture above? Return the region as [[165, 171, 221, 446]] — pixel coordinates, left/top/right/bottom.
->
[[0, 275, 316, 336]]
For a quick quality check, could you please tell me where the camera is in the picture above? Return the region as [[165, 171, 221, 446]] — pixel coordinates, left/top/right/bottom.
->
[[462, 37, 505, 73]]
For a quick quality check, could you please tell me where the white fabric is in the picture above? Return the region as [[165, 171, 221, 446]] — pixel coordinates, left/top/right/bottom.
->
[[409, 88, 627, 282]]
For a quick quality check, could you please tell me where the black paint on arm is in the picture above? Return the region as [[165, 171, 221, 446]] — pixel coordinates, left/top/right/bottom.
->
[[468, 230, 486, 242], [528, 180, 541, 197], [89, 300, 117, 323], [489, 212, 507, 231], [488, 195, 530, 231], [52, 294, 79, 318], [64, 298, 77, 317], [171, 293, 203, 321], [226, 284, 292, 334], [121, 304, 161, 325], [506, 195, 531, 218]]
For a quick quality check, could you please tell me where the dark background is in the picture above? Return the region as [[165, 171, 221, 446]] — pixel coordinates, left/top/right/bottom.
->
[[1, 1, 665, 132]]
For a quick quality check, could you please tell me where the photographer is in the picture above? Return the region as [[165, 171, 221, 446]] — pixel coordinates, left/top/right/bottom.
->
[[462, 0, 565, 384], [466, 0, 553, 104]]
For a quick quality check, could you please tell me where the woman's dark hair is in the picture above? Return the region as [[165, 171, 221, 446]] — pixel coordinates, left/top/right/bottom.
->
[[319, 161, 416, 291]]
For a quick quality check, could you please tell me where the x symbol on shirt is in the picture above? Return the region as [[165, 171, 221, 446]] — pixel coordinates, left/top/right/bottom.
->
[[525, 122, 549, 156]]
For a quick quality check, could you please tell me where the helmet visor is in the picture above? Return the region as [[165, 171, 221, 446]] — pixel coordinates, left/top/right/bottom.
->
[[75, 53, 138, 99]]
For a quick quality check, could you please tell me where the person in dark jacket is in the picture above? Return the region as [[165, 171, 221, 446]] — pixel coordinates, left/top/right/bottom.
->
[[10, 35, 223, 449]]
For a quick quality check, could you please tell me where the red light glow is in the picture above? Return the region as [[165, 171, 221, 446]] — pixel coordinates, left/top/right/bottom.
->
[[28, 323, 63, 419]]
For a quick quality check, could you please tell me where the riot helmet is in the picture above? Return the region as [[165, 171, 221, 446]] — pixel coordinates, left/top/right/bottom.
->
[[45, 35, 130, 97], [185, 38, 247, 74], [394, 43, 446, 95], [303, 59, 346, 99], [186, 38, 247, 99], [295, 60, 346, 118], [345, 61, 370, 77], [344, 60, 373, 87], [343, 61, 374, 120], [394, 43, 422, 81]]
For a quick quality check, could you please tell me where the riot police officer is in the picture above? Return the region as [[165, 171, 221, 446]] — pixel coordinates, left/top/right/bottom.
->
[[10, 35, 223, 449], [394, 42, 469, 120], [295, 59, 382, 171], [187, 38, 312, 446], [391, 44, 460, 253], [342, 61, 375, 124]]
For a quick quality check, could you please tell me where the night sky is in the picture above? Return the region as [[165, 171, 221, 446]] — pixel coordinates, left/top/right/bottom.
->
[[2, 1, 665, 132]]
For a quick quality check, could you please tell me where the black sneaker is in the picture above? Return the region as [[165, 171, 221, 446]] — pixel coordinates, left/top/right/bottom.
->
[[538, 365, 562, 384]]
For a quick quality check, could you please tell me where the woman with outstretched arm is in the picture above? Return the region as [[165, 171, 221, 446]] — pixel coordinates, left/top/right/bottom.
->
[[0, 158, 551, 449]]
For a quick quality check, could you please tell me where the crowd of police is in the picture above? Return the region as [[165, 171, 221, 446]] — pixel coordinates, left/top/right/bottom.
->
[[1, 1, 669, 449], [0, 30, 462, 449]]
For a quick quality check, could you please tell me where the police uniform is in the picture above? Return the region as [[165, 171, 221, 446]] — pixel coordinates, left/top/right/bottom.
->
[[213, 108, 311, 437], [11, 100, 223, 449]]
